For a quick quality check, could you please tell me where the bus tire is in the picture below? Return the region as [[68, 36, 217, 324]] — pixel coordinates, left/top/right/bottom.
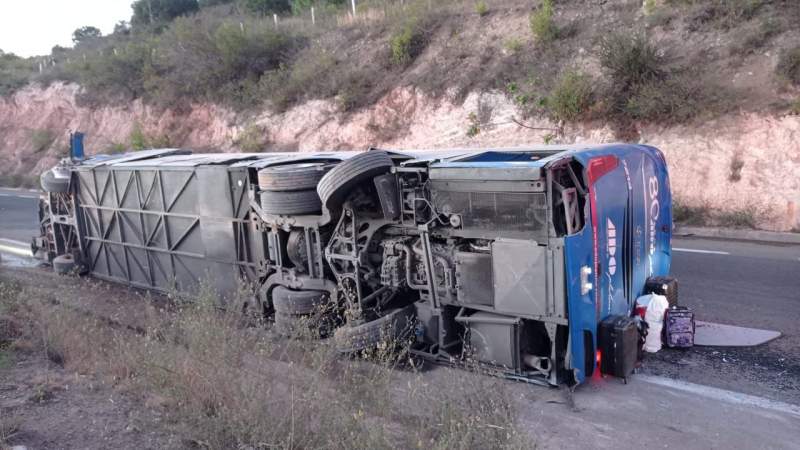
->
[[259, 190, 321, 216], [271, 286, 328, 315], [257, 162, 334, 192], [333, 304, 415, 354], [317, 151, 394, 210]]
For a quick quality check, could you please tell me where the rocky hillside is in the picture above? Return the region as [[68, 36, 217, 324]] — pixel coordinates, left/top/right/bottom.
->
[[1, 0, 799, 230]]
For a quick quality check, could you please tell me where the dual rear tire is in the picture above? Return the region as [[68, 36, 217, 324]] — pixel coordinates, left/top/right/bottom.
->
[[257, 162, 333, 216], [271, 286, 335, 339], [256, 152, 395, 216]]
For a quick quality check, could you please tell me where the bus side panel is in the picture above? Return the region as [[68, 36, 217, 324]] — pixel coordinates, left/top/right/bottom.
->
[[563, 154, 629, 384], [564, 227, 595, 384], [644, 145, 672, 278], [623, 145, 673, 299]]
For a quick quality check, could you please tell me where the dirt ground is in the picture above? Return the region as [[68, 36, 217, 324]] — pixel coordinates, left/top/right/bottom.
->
[[0, 352, 182, 450], [0, 268, 184, 450], [1, 264, 798, 450]]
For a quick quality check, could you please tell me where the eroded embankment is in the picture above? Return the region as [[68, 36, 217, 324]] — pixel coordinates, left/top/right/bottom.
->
[[1, 83, 798, 230]]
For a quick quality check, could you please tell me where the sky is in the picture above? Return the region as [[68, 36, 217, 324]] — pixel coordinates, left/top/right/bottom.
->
[[0, 0, 133, 57]]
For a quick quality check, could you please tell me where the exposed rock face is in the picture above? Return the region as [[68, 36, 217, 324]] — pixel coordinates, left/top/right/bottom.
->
[[1, 83, 798, 230], [0, 83, 236, 175]]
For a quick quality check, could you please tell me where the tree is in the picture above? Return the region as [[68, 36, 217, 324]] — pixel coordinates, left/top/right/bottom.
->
[[51, 45, 69, 56], [290, 0, 346, 14], [113, 20, 131, 35], [199, 0, 235, 7], [131, 0, 200, 27], [72, 26, 102, 45], [241, 0, 291, 16]]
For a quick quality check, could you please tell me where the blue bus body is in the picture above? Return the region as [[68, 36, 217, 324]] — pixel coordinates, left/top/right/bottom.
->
[[564, 145, 672, 383]]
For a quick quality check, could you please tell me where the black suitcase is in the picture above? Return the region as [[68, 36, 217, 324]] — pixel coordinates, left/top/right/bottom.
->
[[599, 315, 639, 382], [645, 276, 679, 308]]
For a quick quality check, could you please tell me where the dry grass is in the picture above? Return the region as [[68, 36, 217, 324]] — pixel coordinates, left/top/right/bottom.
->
[[0, 274, 526, 449], [672, 200, 766, 229]]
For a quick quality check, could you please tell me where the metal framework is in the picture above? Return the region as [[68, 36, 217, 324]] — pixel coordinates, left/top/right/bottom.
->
[[74, 163, 258, 297]]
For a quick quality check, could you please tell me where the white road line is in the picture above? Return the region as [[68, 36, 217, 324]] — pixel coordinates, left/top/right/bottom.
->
[[0, 193, 38, 199], [0, 238, 31, 247], [673, 247, 730, 255], [639, 375, 800, 418], [0, 243, 32, 257]]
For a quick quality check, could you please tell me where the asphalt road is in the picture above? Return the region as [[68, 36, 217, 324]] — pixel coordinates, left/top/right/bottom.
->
[[648, 236, 800, 405], [0, 188, 39, 243], [1, 188, 799, 429]]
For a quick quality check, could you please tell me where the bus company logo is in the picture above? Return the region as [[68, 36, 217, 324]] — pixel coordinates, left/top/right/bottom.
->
[[607, 218, 617, 276], [648, 175, 660, 275], [606, 217, 618, 310]]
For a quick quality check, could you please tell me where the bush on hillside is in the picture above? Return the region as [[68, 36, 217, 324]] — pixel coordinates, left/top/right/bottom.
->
[[597, 33, 722, 123], [530, 0, 558, 43], [0, 52, 35, 96], [475, 1, 489, 17], [147, 16, 301, 107], [30, 129, 56, 153], [547, 70, 594, 122], [67, 40, 153, 103], [263, 46, 339, 110], [241, 0, 291, 16], [389, 2, 435, 66], [776, 47, 800, 86], [598, 33, 666, 93], [131, 0, 200, 28], [729, 20, 780, 56], [623, 75, 706, 122], [687, 0, 763, 30]]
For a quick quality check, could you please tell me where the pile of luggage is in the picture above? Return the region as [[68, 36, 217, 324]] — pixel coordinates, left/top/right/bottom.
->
[[599, 276, 695, 382]]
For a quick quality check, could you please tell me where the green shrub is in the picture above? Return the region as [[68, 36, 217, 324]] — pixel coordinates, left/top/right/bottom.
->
[[729, 21, 780, 56], [146, 15, 301, 108], [234, 123, 269, 151], [729, 154, 744, 182], [597, 33, 723, 123], [390, 13, 429, 66], [688, 0, 763, 30], [547, 70, 594, 122], [672, 201, 711, 226], [643, 0, 658, 16], [107, 142, 127, 154], [130, 123, 147, 150], [475, 1, 489, 17], [530, 0, 558, 43], [67, 40, 153, 103], [466, 112, 480, 137], [789, 98, 800, 115], [264, 47, 338, 111], [716, 208, 758, 228], [129, 123, 170, 150], [624, 75, 705, 122], [30, 129, 56, 153], [131, 0, 200, 27], [599, 33, 666, 91], [503, 38, 523, 54], [0, 52, 35, 97], [776, 47, 800, 86]]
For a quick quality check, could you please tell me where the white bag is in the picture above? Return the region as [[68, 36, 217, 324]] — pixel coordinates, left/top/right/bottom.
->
[[642, 294, 669, 353]]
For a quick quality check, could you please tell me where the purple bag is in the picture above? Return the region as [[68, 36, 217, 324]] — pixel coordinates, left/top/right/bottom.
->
[[664, 306, 695, 348]]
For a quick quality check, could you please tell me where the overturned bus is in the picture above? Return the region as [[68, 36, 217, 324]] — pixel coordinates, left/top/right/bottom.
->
[[33, 144, 674, 386]]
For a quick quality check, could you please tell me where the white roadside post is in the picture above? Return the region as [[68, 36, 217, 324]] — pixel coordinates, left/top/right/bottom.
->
[[273, 14, 278, 27], [351, 0, 356, 17], [311, 7, 315, 25]]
